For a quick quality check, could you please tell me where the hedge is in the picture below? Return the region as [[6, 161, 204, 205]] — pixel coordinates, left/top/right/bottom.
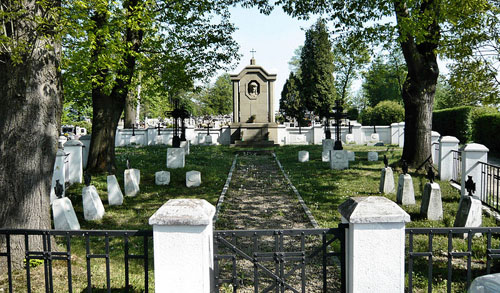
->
[[360, 101, 404, 125], [472, 113, 500, 153], [432, 106, 473, 142]]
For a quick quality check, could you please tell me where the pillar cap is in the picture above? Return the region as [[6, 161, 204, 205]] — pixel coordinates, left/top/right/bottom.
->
[[398, 122, 405, 125], [338, 196, 410, 223], [63, 140, 84, 147], [439, 136, 459, 143], [460, 143, 489, 152], [431, 131, 440, 137], [149, 199, 215, 226]]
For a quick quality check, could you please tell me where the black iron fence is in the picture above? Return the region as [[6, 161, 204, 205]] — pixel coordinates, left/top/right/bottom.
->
[[480, 162, 500, 213], [213, 225, 347, 293], [451, 150, 461, 184], [406, 227, 500, 293], [0, 229, 153, 293]]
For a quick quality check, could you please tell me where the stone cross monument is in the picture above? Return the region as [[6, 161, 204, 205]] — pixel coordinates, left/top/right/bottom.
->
[[229, 56, 278, 145]]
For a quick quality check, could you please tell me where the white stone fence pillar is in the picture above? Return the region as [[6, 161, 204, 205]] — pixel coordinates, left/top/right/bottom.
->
[[431, 131, 440, 164], [438, 136, 459, 181], [339, 196, 410, 293], [149, 199, 215, 293], [63, 139, 84, 184], [398, 122, 405, 147], [460, 143, 489, 199]]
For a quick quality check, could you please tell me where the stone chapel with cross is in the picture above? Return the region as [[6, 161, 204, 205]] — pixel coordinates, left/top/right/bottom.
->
[[229, 54, 279, 145]]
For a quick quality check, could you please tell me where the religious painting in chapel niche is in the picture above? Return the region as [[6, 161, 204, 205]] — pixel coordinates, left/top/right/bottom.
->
[[246, 80, 260, 100]]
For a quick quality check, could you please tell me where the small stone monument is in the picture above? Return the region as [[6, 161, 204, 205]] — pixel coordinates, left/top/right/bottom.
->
[[454, 176, 482, 233], [367, 151, 378, 161], [396, 161, 415, 205], [322, 151, 330, 162], [52, 185, 80, 230], [298, 151, 309, 162], [180, 140, 190, 155], [330, 150, 349, 170], [420, 167, 443, 220], [106, 164, 123, 206], [186, 170, 201, 188], [155, 171, 171, 185], [322, 139, 335, 152], [82, 173, 105, 221], [345, 134, 355, 144], [124, 161, 140, 197], [379, 156, 395, 194], [347, 151, 355, 161], [166, 148, 185, 169]]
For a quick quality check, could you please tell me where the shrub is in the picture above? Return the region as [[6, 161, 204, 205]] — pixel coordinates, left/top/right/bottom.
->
[[346, 107, 359, 120], [432, 106, 473, 142], [472, 113, 500, 153], [359, 106, 374, 125], [370, 101, 405, 125], [73, 121, 92, 134]]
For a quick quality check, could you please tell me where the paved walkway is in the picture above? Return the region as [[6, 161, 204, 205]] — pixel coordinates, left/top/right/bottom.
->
[[215, 151, 312, 230]]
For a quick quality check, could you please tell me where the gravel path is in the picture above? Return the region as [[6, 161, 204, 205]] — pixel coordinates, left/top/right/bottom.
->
[[215, 151, 313, 230]]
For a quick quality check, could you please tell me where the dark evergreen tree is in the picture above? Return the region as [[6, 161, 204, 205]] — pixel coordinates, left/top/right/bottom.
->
[[280, 72, 305, 132]]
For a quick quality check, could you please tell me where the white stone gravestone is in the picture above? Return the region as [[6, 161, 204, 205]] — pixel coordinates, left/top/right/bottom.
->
[[52, 197, 80, 230], [322, 151, 330, 162], [330, 150, 349, 170], [420, 182, 443, 220], [345, 134, 355, 144], [82, 185, 105, 221], [454, 195, 482, 230], [166, 148, 185, 169], [379, 167, 395, 194], [298, 151, 309, 162], [347, 151, 355, 161], [50, 149, 66, 203], [186, 170, 201, 187], [396, 174, 415, 205], [64, 140, 84, 184], [205, 135, 213, 145], [322, 139, 335, 152], [124, 168, 140, 197], [180, 140, 190, 155], [155, 171, 171, 186], [107, 175, 123, 205], [367, 133, 380, 145], [367, 151, 378, 162]]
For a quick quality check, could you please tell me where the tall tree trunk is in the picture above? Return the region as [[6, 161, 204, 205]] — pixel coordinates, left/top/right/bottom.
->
[[87, 0, 144, 173], [394, 0, 440, 168], [0, 0, 62, 271]]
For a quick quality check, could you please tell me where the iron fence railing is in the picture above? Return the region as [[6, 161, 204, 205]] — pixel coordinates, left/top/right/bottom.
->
[[480, 162, 500, 213], [451, 150, 461, 184], [406, 227, 500, 293], [0, 229, 153, 293], [213, 225, 347, 293]]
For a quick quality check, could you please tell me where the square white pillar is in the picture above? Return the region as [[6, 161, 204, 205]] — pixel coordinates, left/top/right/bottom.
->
[[149, 199, 215, 293], [438, 136, 459, 181], [63, 140, 84, 184], [460, 143, 489, 199], [339, 196, 410, 293], [398, 122, 405, 147]]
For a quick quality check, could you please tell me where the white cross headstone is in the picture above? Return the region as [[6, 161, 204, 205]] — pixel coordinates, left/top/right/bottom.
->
[[52, 197, 80, 230], [155, 171, 171, 185], [107, 175, 123, 205], [186, 170, 201, 187], [82, 185, 105, 221]]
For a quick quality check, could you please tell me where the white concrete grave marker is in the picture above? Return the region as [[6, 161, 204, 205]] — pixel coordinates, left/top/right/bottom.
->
[[63, 140, 84, 184], [454, 195, 482, 231], [124, 169, 140, 197], [330, 150, 349, 170], [166, 148, 185, 169], [420, 182, 443, 220], [186, 170, 201, 188], [396, 174, 415, 205], [322, 139, 335, 152], [205, 135, 213, 145], [155, 171, 171, 186], [345, 134, 355, 144], [82, 185, 105, 221], [180, 140, 190, 155], [298, 151, 309, 162], [107, 175, 124, 205], [322, 151, 330, 162], [379, 167, 395, 194], [52, 197, 80, 230], [367, 151, 378, 162], [50, 149, 66, 204], [347, 151, 355, 161]]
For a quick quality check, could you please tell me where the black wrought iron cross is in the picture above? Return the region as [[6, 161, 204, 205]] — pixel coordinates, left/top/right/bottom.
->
[[331, 100, 347, 150], [205, 123, 212, 136], [156, 123, 162, 135]]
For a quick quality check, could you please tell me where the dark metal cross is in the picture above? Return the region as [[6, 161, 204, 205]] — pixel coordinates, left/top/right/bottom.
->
[[331, 100, 347, 150], [132, 123, 135, 136], [250, 48, 256, 58], [156, 123, 162, 135], [205, 123, 212, 136]]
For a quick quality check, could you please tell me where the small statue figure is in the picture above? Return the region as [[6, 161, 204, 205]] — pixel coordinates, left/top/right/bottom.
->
[[427, 166, 435, 183], [402, 160, 408, 175], [55, 180, 63, 199], [465, 175, 476, 196], [126, 158, 130, 170], [383, 155, 388, 168], [84, 171, 91, 186]]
